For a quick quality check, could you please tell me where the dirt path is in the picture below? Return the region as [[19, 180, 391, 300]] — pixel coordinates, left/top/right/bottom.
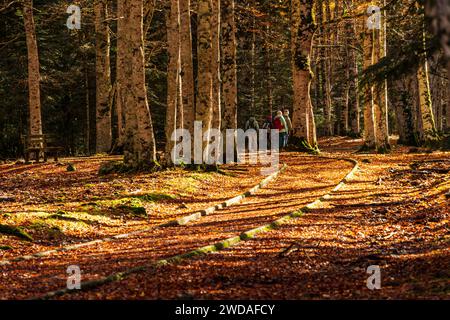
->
[[0, 155, 353, 299], [58, 139, 448, 300]]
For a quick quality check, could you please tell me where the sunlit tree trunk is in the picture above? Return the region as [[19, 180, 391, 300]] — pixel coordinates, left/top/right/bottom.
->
[[119, 0, 157, 167], [348, 9, 360, 136], [362, 27, 376, 148], [343, 3, 358, 136], [211, 0, 221, 131], [116, 0, 126, 148], [291, 0, 317, 147], [416, 57, 437, 142], [165, 0, 181, 165], [94, 0, 112, 153], [23, 0, 42, 136], [196, 0, 213, 158], [179, 0, 195, 136], [373, 1, 389, 150], [221, 0, 237, 131], [416, 18, 437, 143], [323, 0, 333, 136]]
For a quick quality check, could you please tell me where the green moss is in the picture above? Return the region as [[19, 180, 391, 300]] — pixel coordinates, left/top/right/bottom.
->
[[116, 198, 147, 216], [47, 214, 80, 223], [295, 137, 320, 155], [132, 193, 177, 202], [98, 161, 129, 175], [99, 160, 162, 175], [0, 224, 33, 241]]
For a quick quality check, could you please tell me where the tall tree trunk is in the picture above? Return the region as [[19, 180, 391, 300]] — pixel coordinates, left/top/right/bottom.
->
[[250, 0, 257, 117], [94, 0, 112, 153], [416, 58, 437, 142], [265, 25, 273, 116], [116, 0, 126, 149], [323, 0, 333, 136], [165, 0, 181, 164], [362, 26, 376, 148], [416, 20, 437, 143], [221, 0, 237, 131], [342, 1, 357, 136], [291, 0, 317, 147], [425, 0, 450, 104], [179, 0, 195, 135], [391, 75, 416, 145], [334, 0, 344, 136], [120, 0, 157, 167], [196, 0, 213, 160], [23, 0, 42, 136], [348, 6, 360, 136], [373, 1, 389, 150], [81, 32, 91, 155], [211, 0, 221, 131]]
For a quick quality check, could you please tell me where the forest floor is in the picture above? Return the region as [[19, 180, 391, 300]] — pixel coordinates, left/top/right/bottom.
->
[[0, 137, 448, 300]]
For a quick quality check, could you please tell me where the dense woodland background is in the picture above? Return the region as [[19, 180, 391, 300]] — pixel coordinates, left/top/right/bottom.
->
[[0, 0, 449, 161]]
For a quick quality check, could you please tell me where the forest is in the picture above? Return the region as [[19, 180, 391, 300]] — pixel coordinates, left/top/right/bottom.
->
[[0, 0, 449, 302]]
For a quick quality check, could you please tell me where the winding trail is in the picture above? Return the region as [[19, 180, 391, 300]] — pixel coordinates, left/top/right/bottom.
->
[[0, 154, 354, 299]]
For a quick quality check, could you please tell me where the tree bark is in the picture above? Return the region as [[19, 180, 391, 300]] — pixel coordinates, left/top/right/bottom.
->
[[391, 75, 416, 145], [179, 0, 195, 135], [119, 0, 157, 167], [211, 0, 221, 131], [323, 0, 333, 136], [425, 0, 450, 105], [416, 18, 437, 143], [165, 0, 181, 164], [362, 26, 376, 148], [265, 25, 274, 116], [221, 0, 237, 131], [94, 0, 112, 153], [416, 57, 437, 142], [116, 0, 126, 148], [291, 0, 317, 147], [348, 8, 360, 136], [23, 0, 42, 136], [373, 1, 389, 150], [196, 0, 214, 159]]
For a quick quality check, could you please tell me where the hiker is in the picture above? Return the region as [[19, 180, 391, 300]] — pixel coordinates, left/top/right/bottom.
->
[[262, 115, 273, 149], [245, 116, 260, 150], [283, 109, 293, 147], [273, 111, 288, 149], [245, 116, 260, 131], [262, 115, 273, 130]]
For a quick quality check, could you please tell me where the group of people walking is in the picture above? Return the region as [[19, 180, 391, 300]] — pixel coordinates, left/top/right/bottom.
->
[[245, 109, 293, 150]]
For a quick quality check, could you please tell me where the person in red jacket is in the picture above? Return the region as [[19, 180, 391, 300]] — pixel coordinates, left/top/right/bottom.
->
[[273, 111, 288, 150]]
